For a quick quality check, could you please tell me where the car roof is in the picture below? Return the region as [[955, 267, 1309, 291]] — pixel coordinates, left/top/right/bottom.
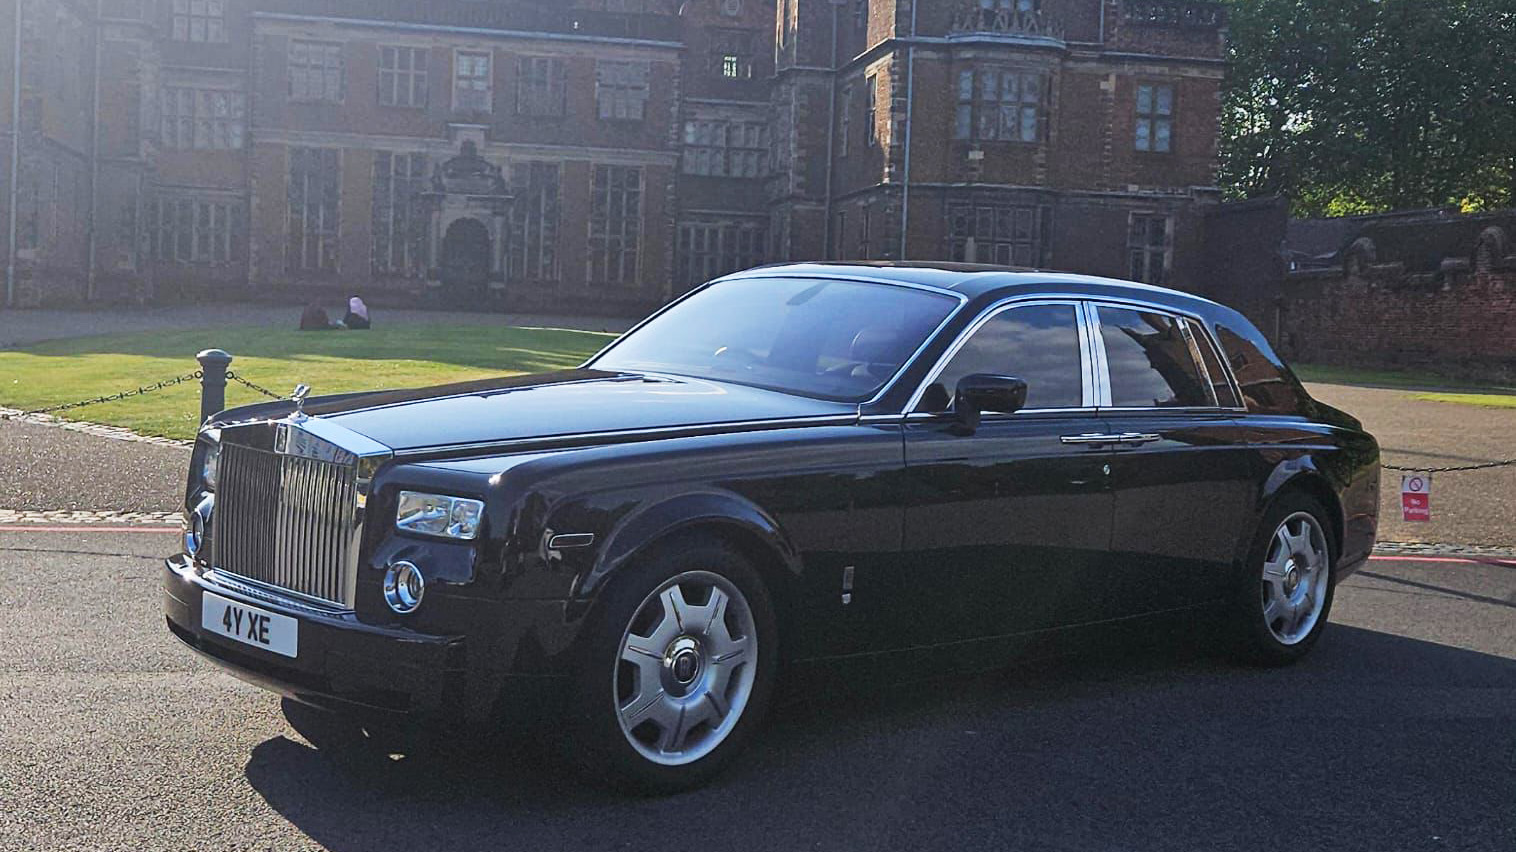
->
[[724, 261, 1229, 318]]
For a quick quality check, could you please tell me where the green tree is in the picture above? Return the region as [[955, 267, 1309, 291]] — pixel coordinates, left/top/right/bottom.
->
[[1221, 0, 1516, 216]]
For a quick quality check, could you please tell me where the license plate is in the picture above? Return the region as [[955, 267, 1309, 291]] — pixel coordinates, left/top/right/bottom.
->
[[201, 592, 298, 659]]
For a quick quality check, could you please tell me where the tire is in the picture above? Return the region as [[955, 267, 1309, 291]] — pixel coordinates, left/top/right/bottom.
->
[[565, 534, 778, 795], [1229, 493, 1337, 666]]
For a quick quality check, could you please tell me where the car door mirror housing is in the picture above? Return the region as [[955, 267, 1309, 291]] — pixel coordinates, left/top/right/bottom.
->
[[952, 374, 1029, 434]]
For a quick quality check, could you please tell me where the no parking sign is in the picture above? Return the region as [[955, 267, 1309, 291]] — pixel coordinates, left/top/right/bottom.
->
[[1401, 473, 1432, 522]]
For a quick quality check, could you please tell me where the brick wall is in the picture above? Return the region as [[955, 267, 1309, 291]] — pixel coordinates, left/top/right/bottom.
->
[[1248, 213, 1516, 383]]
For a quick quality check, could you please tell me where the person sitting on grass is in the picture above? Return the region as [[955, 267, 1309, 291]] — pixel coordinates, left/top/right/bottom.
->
[[343, 295, 371, 330], [299, 302, 335, 331]]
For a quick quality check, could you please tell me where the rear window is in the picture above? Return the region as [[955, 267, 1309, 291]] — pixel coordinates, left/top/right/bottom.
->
[[1096, 306, 1212, 408], [1215, 324, 1304, 414]]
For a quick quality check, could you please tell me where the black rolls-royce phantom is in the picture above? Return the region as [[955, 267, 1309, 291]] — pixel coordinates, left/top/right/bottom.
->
[[164, 263, 1380, 792]]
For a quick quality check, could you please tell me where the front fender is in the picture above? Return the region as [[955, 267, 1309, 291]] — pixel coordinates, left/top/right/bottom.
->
[[576, 489, 803, 601]]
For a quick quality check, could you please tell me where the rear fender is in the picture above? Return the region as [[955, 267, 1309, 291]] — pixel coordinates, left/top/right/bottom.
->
[[1253, 457, 1347, 558]]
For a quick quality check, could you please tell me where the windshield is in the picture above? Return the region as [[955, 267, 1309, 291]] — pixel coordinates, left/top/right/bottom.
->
[[591, 277, 960, 402]]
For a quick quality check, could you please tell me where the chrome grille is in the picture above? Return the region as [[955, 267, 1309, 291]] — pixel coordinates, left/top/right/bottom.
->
[[212, 442, 359, 609]]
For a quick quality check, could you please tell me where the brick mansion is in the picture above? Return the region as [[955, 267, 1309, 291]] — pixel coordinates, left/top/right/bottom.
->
[[1, 0, 1230, 313]]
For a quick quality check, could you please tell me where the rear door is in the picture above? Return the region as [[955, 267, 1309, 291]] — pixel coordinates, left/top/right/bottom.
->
[[1088, 302, 1254, 613], [900, 301, 1117, 644]]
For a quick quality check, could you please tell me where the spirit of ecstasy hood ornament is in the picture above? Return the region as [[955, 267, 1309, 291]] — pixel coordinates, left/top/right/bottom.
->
[[290, 383, 312, 420]]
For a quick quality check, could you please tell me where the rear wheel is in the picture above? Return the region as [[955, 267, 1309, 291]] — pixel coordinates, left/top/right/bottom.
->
[[1230, 495, 1336, 665], [567, 536, 777, 794]]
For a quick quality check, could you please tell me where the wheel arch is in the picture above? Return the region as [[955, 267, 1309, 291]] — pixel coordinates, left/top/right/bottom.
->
[[1261, 467, 1346, 560], [577, 491, 804, 631]]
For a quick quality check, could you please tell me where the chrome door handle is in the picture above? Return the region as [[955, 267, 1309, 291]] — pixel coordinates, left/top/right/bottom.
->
[[1116, 432, 1162, 446], [1060, 433, 1124, 445]]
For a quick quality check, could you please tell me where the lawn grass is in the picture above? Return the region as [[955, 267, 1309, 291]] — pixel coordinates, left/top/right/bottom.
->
[[1293, 363, 1516, 409], [0, 324, 615, 440], [1295, 363, 1459, 389], [1411, 391, 1516, 409]]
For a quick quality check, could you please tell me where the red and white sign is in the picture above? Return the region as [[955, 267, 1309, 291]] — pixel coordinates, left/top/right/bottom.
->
[[1400, 473, 1432, 522]]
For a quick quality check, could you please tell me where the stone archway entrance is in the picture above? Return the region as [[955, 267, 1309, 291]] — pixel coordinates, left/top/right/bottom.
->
[[441, 217, 491, 302], [421, 138, 513, 303]]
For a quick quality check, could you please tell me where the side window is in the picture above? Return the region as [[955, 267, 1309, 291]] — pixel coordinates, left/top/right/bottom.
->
[[918, 303, 1085, 412], [1190, 322, 1242, 408], [1096, 306, 1212, 408], [1215, 324, 1301, 414]]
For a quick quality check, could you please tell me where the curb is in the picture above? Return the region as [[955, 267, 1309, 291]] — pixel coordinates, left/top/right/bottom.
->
[[0, 407, 192, 449], [1372, 541, 1516, 560], [0, 509, 182, 526]]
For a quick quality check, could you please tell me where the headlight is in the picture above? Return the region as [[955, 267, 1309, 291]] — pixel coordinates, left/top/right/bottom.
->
[[395, 491, 484, 540], [200, 429, 221, 491]]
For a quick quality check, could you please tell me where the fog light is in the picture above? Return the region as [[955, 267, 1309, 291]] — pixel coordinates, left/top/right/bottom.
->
[[383, 561, 425, 614]]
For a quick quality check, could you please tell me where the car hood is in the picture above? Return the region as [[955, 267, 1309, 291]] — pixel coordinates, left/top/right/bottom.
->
[[299, 369, 857, 453]]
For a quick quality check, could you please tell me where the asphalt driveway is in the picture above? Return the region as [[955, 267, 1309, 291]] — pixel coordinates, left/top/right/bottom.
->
[[0, 528, 1512, 851], [0, 416, 188, 513]]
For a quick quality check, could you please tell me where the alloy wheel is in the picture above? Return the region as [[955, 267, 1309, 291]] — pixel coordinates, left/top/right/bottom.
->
[[1260, 512, 1330, 645], [614, 570, 758, 766]]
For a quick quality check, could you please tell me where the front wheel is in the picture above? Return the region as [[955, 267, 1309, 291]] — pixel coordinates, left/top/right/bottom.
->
[[1229, 495, 1337, 666], [567, 536, 777, 794]]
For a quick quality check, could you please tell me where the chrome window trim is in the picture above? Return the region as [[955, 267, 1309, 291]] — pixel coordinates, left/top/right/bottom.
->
[[1091, 406, 1241, 415], [902, 297, 1098, 415], [1173, 317, 1218, 408], [1080, 301, 1111, 407], [582, 273, 971, 408], [860, 407, 1103, 425], [1084, 297, 1248, 415], [1183, 316, 1247, 411]]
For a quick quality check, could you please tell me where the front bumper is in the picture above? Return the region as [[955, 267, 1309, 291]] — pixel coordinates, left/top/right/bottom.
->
[[163, 555, 565, 730]]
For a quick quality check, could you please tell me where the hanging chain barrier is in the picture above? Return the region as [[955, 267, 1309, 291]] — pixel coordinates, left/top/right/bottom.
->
[[0, 370, 205, 419], [0, 366, 287, 422], [1382, 458, 1516, 474], [225, 371, 284, 401]]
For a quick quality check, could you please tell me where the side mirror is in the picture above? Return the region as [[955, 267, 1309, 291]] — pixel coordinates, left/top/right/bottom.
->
[[952, 374, 1029, 434]]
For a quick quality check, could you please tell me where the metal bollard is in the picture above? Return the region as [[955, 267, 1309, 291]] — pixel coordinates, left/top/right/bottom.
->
[[196, 349, 232, 425]]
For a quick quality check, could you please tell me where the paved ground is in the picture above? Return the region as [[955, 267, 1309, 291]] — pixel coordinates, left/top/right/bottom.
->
[[0, 304, 637, 350], [0, 417, 189, 513], [0, 527, 1511, 851], [1307, 382, 1516, 547]]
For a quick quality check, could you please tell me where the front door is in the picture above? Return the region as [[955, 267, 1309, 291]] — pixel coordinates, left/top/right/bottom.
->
[[902, 301, 1116, 646], [441, 217, 492, 301]]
